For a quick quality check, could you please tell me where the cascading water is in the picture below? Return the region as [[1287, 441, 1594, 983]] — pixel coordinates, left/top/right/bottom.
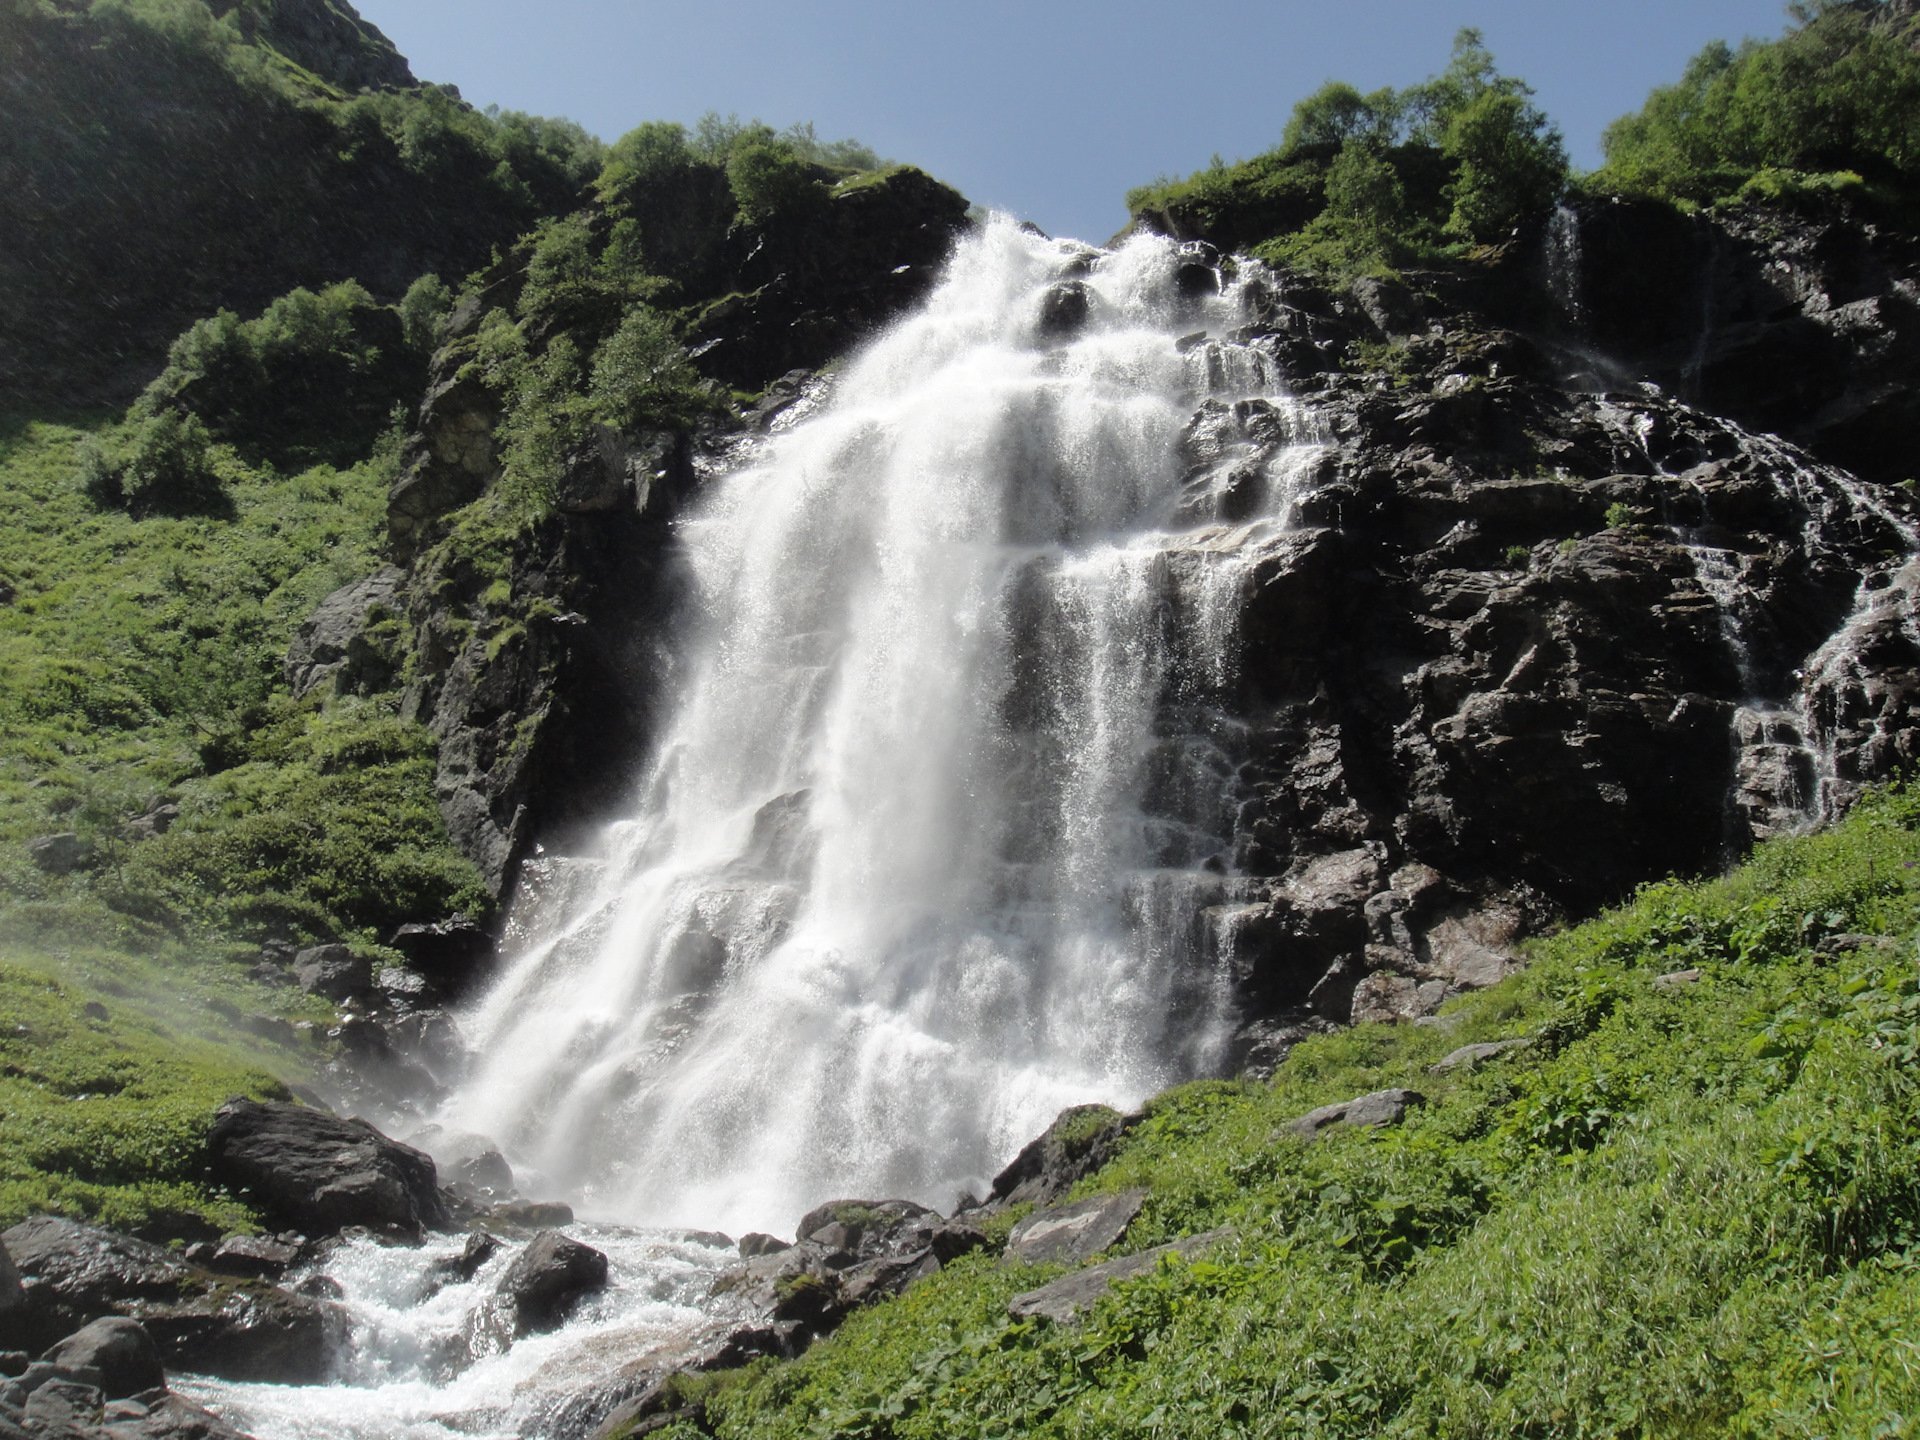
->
[[437, 218, 1322, 1236]]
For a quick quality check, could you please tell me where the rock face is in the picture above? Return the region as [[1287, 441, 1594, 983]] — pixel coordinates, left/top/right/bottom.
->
[[1, 1216, 344, 1382], [204, 1099, 450, 1239]]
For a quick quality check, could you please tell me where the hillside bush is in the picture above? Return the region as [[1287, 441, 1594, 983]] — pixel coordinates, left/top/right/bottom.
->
[[1129, 30, 1566, 275], [1596, 1, 1920, 208]]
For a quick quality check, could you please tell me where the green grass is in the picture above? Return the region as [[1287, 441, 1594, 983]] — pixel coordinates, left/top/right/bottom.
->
[[679, 790, 1920, 1440], [0, 410, 488, 1238], [0, 951, 302, 1238]]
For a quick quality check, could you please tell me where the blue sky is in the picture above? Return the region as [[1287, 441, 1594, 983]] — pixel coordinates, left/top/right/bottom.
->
[[354, 0, 1796, 242]]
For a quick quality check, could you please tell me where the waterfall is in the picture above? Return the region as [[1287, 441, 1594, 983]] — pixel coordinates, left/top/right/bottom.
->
[[1545, 202, 1584, 327], [436, 218, 1321, 1235]]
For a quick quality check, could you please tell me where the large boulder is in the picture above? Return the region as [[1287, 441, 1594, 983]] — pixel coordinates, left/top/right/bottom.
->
[[0, 1216, 344, 1383], [205, 1099, 450, 1239], [490, 1231, 608, 1338], [985, 1105, 1138, 1209], [39, 1317, 163, 1399]]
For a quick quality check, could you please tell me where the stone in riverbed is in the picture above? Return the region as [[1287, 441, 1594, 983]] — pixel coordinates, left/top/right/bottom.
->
[[492, 1231, 609, 1337], [39, 1317, 163, 1399], [0, 1216, 345, 1383]]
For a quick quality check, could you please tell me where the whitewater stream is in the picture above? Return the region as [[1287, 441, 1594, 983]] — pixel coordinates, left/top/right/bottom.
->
[[188, 217, 1325, 1437]]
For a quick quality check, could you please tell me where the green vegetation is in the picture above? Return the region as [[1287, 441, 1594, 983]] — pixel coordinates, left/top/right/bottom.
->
[[1595, 0, 1920, 213], [673, 789, 1920, 1439], [1126, 31, 1567, 275], [1, 0, 602, 403], [0, 411, 487, 949]]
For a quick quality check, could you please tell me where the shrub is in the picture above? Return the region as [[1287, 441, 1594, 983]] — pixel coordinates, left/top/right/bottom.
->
[[726, 137, 825, 226], [119, 410, 224, 516], [398, 272, 454, 354]]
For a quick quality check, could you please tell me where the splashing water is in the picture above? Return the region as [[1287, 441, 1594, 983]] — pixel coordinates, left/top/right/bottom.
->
[[437, 218, 1322, 1235]]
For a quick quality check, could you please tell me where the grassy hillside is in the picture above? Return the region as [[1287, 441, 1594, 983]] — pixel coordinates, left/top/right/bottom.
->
[[656, 789, 1920, 1440], [0, 398, 490, 1236]]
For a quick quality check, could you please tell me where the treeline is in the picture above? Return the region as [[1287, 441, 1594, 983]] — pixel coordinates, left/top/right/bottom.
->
[[1128, 1, 1920, 275]]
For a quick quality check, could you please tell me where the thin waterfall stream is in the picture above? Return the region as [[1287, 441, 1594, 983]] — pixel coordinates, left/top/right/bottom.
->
[[184, 217, 1324, 1438]]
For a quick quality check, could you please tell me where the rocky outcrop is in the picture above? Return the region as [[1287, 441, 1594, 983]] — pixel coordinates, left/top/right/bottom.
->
[[1, 1216, 344, 1383], [984, 1105, 1140, 1210], [204, 1099, 450, 1240], [1007, 1228, 1235, 1325], [284, 567, 406, 700]]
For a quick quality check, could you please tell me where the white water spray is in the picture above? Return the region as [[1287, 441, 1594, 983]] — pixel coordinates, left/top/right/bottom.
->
[[438, 219, 1321, 1234]]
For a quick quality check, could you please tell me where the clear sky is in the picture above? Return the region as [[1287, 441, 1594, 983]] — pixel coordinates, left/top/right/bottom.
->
[[353, 0, 1796, 243]]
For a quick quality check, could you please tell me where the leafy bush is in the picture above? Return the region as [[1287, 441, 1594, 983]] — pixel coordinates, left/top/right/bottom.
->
[[1596, 3, 1920, 209], [1132, 30, 1566, 274], [398, 272, 454, 354], [128, 280, 418, 467], [78, 409, 227, 517]]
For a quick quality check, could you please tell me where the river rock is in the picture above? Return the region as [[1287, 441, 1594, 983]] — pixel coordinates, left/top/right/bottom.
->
[[39, 1318, 163, 1399], [1005, 1189, 1148, 1266], [0, 1216, 344, 1383], [492, 1232, 608, 1337], [205, 1099, 449, 1239]]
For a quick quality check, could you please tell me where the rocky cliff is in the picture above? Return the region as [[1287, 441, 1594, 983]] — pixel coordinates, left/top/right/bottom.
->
[[331, 191, 1919, 1073]]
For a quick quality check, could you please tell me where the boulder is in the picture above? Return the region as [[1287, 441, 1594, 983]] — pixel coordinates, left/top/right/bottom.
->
[[1007, 1228, 1234, 1325], [39, 1317, 163, 1399], [1429, 1038, 1532, 1074], [25, 834, 92, 875], [283, 566, 405, 700], [1287, 1088, 1425, 1140], [0, 1216, 344, 1383], [385, 919, 496, 999], [0, 1243, 23, 1351], [492, 1232, 608, 1337], [205, 1099, 449, 1239], [290, 945, 373, 1003], [1005, 1190, 1147, 1266], [986, 1105, 1138, 1209]]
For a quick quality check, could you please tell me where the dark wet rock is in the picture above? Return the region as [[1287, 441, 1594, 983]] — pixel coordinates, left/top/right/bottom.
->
[[986, 1104, 1139, 1209], [0, 1216, 344, 1384], [284, 566, 406, 700], [1007, 1228, 1234, 1325], [203, 1236, 301, 1283], [1430, 1038, 1533, 1074], [290, 945, 373, 1003], [385, 919, 496, 1000], [205, 1099, 449, 1240], [1005, 1189, 1147, 1266], [492, 1232, 608, 1338], [0, 1243, 24, 1351], [426, 1233, 501, 1291], [549, 1319, 800, 1440], [39, 1317, 163, 1399], [475, 1200, 574, 1234], [26, 834, 92, 876], [1287, 1088, 1425, 1139], [737, 1233, 790, 1259], [1036, 281, 1092, 340]]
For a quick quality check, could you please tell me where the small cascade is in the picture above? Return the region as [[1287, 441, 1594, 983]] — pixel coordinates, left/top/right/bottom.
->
[[1544, 202, 1584, 327], [436, 218, 1326, 1236], [1587, 397, 1912, 846], [179, 1229, 733, 1440]]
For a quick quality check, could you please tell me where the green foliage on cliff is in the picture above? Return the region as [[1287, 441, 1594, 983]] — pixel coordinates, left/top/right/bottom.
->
[[1126, 31, 1567, 274], [0, 0, 599, 404], [684, 790, 1920, 1440], [1595, 1, 1920, 211], [0, 414, 488, 951]]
